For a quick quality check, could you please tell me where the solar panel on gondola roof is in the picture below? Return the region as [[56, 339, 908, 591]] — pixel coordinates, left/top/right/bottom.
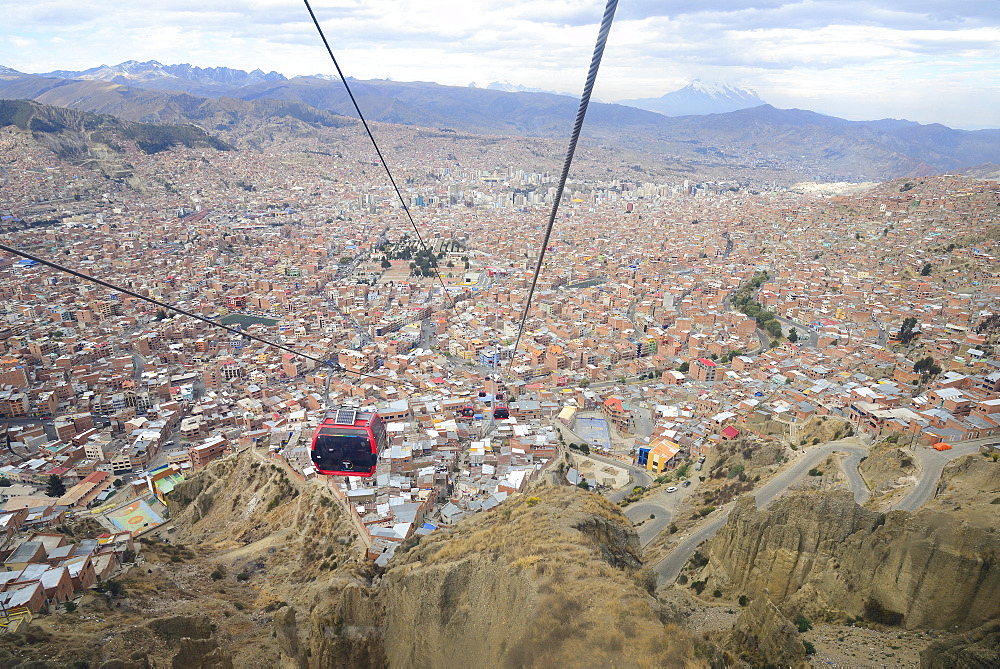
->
[[334, 408, 358, 425]]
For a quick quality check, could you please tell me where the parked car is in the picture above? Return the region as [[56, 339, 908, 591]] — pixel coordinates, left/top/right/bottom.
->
[[682, 480, 691, 487], [666, 486, 677, 493]]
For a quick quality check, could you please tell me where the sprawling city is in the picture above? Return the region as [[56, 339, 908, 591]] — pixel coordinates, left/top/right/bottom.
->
[[0, 4, 998, 666]]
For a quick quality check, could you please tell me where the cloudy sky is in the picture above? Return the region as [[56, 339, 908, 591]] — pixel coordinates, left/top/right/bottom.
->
[[3, 0, 999, 129]]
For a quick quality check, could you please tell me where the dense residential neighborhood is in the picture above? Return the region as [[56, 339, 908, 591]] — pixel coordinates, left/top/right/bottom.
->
[[1, 121, 999, 587]]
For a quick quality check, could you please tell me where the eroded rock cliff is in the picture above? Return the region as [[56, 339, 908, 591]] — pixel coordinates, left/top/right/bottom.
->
[[730, 596, 807, 668], [702, 491, 999, 631]]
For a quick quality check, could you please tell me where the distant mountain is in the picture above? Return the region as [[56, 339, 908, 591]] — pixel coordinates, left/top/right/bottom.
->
[[619, 80, 764, 116], [37, 60, 286, 96], [0, 98, 228, 153], [3, 64, 1000, 182], [0, 75, 353, 141], [959, 163, 1000, 180], [660, 104, 1000, 180], [0, 65, 23, 76], [0, 98, 230, 182], [482, 81, 570, 96], [230, 76, 670, 136]]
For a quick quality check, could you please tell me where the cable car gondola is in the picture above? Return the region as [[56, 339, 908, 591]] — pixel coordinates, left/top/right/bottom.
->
[[493, 404, 509, 420], [310, 407, 388, 477], [458, 404, 475, 418]]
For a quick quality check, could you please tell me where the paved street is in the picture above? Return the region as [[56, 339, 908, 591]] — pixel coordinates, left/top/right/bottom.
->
[[631, 403, 654, 439], [623, 480, 702, 547], [625, 502, 673, 546], [894, 440, 985, 511]]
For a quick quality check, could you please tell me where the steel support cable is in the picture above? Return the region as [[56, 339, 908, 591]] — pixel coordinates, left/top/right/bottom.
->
[[302, 0, 455, 312], [0, 242, 421, 390], [506, 0, 618, 378]]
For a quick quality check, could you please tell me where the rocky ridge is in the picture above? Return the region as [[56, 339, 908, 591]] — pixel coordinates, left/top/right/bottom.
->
[[700, 491, 999, 631], [276, 484, 702, 668]]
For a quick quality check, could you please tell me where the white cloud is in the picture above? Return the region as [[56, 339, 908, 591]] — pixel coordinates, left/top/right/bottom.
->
[[0, 0, 997, 128]]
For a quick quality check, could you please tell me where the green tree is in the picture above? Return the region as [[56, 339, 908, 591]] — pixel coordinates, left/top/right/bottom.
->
[[45, 474, 66, 498], [97, 579, 125, 598], [913, 355, 934, 373], [380, 258, 392, 269], [920, 262, 932, 276], [898, 316, 918, 345], [788, 328, 799, 343], [678, 362, 690, 373]]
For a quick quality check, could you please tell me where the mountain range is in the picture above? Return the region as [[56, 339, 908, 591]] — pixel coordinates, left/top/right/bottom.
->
[[37, 60, 286, 97], [2, 61, 1000, 182]]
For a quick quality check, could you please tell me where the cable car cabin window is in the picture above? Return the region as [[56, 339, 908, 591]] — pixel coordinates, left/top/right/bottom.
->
[[369, 416, 389, 454], [312, 428, 376, 474]]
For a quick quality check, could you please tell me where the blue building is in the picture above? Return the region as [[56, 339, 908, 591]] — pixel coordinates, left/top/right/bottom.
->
[[637, 446, 651, 468], [479, 348, 501, 367]]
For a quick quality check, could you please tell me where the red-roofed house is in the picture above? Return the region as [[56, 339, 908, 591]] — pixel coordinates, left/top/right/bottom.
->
[[601, 396, 633, 433], [57, 471, 112, 509], [720, 425, 740, 440], [693, 358, 717, 383]]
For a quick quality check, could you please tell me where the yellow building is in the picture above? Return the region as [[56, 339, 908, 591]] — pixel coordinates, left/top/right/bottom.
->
[[640, 436, 681, 473]]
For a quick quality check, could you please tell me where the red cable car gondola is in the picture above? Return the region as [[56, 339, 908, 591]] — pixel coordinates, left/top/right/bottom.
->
[[458, 404, 475, 418], [493, 404, 509, 420], [310, 407, 388, 477]]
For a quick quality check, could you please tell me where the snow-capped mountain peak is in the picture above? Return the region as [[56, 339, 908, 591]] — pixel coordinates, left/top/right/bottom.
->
[[688, 79, 760, 102], [618, 80, 764, 117], [36, 61, 287, 89]]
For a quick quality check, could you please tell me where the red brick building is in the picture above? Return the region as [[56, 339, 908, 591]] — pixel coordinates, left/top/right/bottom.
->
[[692, 358, 718, 382]]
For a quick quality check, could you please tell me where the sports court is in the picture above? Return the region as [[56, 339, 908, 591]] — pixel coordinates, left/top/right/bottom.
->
[[575, 416, 613, 450], [106, 498, 166, 535]]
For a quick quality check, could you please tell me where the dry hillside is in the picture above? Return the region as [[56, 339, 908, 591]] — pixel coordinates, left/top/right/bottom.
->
[[3, 452, 710, 668], [278, 484, 706, 668]]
